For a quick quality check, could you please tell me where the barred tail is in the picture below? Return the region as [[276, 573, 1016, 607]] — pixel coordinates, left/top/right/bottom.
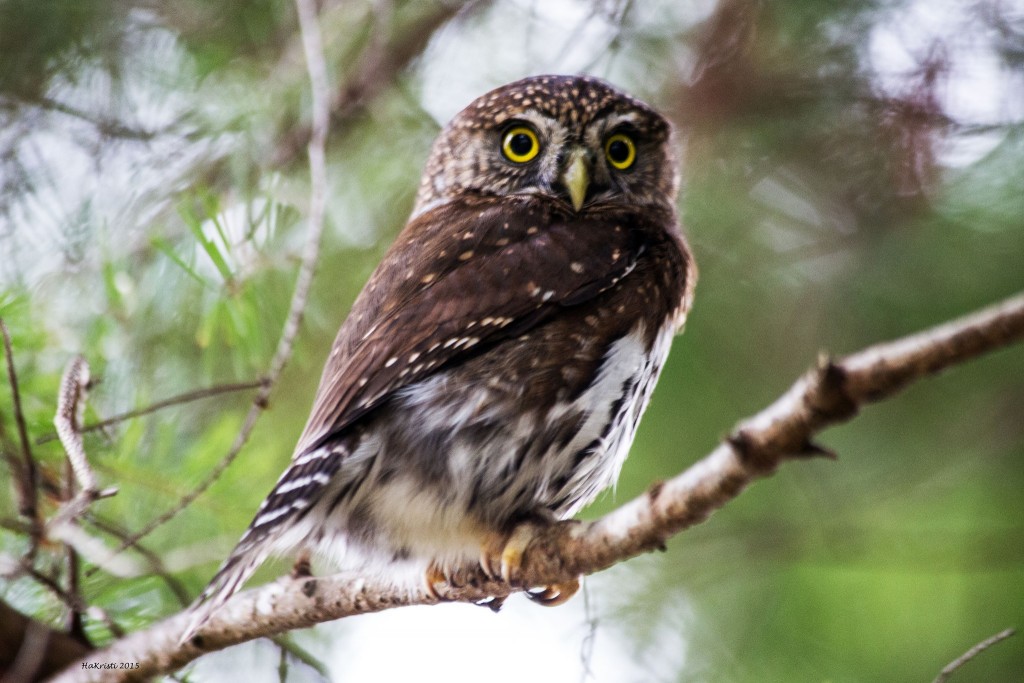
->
[[181, 442, 348, 642], [181, 541, 270, 643]]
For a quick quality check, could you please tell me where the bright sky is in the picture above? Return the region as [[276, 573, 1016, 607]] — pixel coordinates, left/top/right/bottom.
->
[[868, 0, 1024, 167]]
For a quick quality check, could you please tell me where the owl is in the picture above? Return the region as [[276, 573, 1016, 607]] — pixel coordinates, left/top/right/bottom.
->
[[187, 74, 695, 634]]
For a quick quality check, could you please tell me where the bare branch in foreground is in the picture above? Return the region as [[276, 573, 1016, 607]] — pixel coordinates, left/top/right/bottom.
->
[[52, 357, 97, 495], [48, 357, 118, 536], [48, 291, 1024, 682], [84, 515, 191, 606], [932, 628, 1016, 683]]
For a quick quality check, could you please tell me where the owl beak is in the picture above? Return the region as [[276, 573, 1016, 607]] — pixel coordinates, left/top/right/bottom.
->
[[560, 151, 590, 212]]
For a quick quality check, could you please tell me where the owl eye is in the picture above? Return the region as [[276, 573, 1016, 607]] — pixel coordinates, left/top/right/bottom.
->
[[501, 126, 540, 163], [604, 133, 636, 170]]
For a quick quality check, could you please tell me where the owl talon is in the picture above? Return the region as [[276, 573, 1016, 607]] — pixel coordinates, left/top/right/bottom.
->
[[424, 562, 451, 601], [484, 523, 538, 585], [479, 524, 530, 581], [526, 577, 580, 606], [479, 540, 500, 580], [475, 595, 507, 612]]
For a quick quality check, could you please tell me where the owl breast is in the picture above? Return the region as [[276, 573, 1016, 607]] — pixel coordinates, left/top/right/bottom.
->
[[317, 288, 684, 570]]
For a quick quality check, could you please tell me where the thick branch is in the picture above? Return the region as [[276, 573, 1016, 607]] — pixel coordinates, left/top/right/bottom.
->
[[0, 599, 91, 682], [49, 292, 1024, 682]]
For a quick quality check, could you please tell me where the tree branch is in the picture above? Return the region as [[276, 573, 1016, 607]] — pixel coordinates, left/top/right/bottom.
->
[[47, 291, 1024, 682], [932, 628, 1016, 683], [35, 381, 264, 446], [269, 1, 469, 168], [48, 357, 118, 540], [0, 599, 91, 683]]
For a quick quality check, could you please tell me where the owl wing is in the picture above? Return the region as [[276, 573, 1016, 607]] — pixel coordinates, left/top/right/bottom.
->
[[294, 195, 651, 456]]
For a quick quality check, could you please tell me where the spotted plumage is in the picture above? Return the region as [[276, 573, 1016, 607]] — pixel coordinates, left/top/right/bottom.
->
[[186, 74, 695, 634]]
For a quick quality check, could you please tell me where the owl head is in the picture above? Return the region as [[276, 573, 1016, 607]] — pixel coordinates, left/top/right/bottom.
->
[[413, 75, 679, 217]]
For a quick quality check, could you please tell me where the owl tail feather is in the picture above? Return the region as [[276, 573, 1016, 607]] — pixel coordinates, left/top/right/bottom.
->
[[180, 543, 269, 644], [180, 444, 342, 643]]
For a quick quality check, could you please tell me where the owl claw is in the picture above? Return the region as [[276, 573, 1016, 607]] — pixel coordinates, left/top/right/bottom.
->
[[424, 562, 451, 602], [498, 523, 537, 585], [479, 525, 533, 584], [475, 595, 507, 612], [526, 577, 580, 606], [479, 540, 500, 580], [480, 523, 580, 607]]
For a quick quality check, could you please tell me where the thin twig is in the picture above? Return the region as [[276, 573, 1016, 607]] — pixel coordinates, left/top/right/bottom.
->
[[11, 93, 169, 141], [932, 628, 1016, 683], [0, 515, 34, 535], [277, 639, 287, 683], [270, 1, 466, 167], [35, 380, 264, 445], [577, 0, 635, 74], [53, 357, 97, 494], [84, 514, 191, 606], [270, 634, 330, 681], [20, 561, 88, 615], [50, 292, 1024, 682], [24, 561, 127, 640], [98, 0, 334, 561], [100, 401, 262, 562], [578, 579, 597, 683], [0, 318, 40, 542]]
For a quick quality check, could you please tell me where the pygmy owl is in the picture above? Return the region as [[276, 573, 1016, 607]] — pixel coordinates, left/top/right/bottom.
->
[[188, 74, 695, 632]]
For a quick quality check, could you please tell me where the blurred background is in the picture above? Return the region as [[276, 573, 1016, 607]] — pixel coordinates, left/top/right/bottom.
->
[[1, 0, 1023, 680]]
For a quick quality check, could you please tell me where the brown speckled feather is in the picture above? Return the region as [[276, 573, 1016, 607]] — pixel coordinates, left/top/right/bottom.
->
[[295, 193, 658, 456]]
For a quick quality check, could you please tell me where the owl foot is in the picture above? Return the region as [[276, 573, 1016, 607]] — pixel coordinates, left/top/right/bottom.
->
[[479, 523, 531, 584], [426, 562, 498, 606], [480, 523, 581, 607]]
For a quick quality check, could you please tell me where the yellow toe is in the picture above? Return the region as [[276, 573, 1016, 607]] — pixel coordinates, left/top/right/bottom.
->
[[499, 524, 537, 585]]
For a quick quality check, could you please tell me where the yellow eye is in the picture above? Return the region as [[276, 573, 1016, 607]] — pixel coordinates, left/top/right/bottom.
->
[[604, 133, 636, 170], [501, 126, 540, 163]]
